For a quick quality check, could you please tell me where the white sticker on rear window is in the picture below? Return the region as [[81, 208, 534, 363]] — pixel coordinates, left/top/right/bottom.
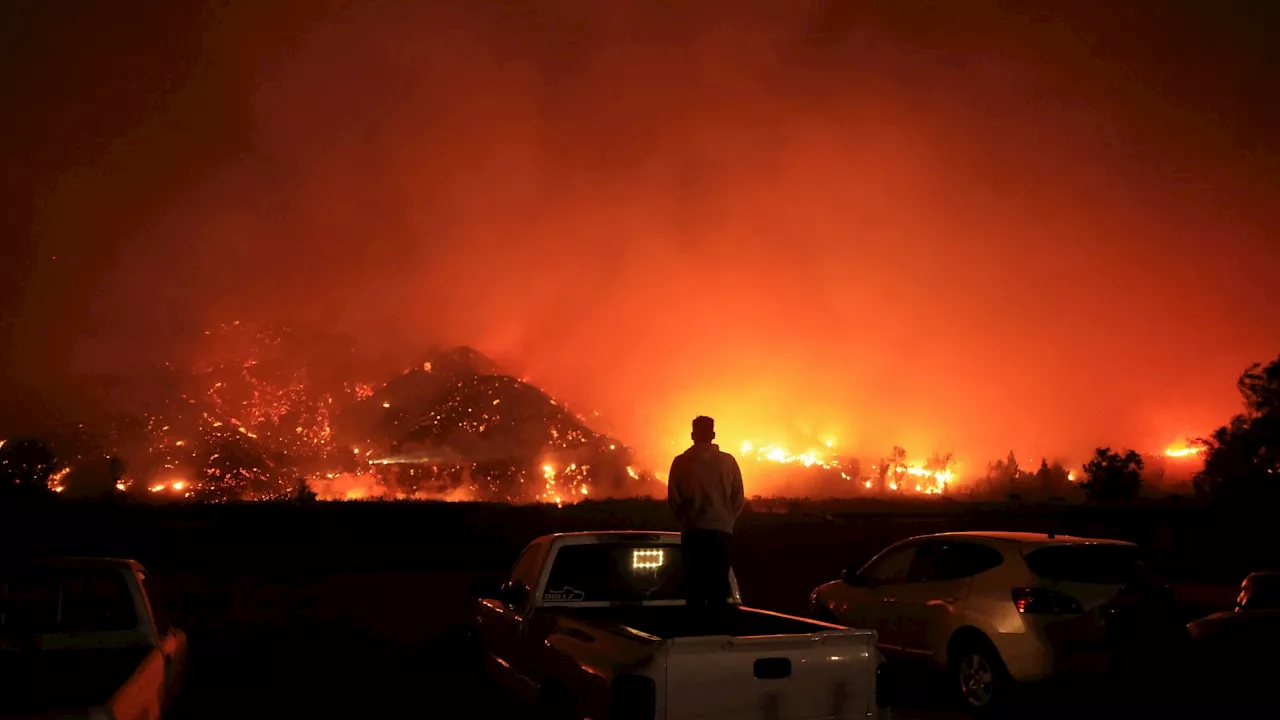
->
[[543, 586, 585, 602]]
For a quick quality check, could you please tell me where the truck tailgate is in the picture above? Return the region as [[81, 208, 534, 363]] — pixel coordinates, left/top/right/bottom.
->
[[662, 629, 878, 720]]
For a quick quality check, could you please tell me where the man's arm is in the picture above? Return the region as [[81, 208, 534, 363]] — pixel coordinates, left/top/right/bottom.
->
[[729, 456, 746, 516], [667, 457, 685, 523]]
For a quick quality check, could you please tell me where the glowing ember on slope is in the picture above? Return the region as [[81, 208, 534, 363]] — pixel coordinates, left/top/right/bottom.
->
[[48, 467, 69, 493], [307, 471, 479, 502], [537, 461, 591, 506]]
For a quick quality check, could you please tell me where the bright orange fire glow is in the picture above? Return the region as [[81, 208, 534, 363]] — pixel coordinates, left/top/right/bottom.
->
[[537, 461, 590, 506], [704, 436, 956, 495], [1165, 443, 1204, 459], [9, 1, 1275, 515], [147, 479, 191, 496], [739, 440, 841, 470], [47, 467, 70, 494]]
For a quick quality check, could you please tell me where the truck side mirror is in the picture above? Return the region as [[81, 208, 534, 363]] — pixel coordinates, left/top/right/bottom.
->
[[498, 583, 530, 610]]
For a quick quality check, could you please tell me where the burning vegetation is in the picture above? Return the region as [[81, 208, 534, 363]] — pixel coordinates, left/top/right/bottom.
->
[[728, 440, 956, 496], [1, 322, 968, 504], [13, 324, 664, 504], [18, 320, 1230, 505]]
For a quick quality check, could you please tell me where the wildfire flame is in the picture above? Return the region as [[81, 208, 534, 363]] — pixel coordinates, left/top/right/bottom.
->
[[740, 440, 841, 470], [538, 461, 591, 507], [47, 467, 69, 493], [24, 322, 1207, 505], [1165, 443, 1204, 459], [732, 438, 954, 494]]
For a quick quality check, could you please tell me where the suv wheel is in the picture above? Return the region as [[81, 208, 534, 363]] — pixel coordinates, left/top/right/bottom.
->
[[950, 636, 1011, 714]]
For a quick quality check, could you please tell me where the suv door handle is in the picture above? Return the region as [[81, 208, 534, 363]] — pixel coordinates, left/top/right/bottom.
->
[[882, 597, 897, 603]]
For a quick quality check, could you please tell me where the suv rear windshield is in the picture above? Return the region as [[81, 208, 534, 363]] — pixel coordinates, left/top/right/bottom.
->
[[542, 543, 686, 603], [1023, 544, 1148, 585]]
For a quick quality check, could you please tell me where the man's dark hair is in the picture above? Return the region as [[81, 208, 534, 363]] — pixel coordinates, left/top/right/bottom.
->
[[691, 416, 715, 443]]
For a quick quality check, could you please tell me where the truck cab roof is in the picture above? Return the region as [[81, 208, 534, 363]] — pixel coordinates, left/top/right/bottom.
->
[[13, 556, 146, 570], [532, 531, 681, 545]]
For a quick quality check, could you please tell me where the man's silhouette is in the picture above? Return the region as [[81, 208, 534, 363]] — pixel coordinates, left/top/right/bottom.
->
[[668, 416, 745, 612]]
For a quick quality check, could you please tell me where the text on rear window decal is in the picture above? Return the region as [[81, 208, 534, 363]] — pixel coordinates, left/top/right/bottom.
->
[[543, 586, 585, 602]]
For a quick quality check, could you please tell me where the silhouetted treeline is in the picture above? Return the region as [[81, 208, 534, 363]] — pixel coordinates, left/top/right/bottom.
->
[[1194, 355, 1280, 504], [966, 451, 1076, 502]]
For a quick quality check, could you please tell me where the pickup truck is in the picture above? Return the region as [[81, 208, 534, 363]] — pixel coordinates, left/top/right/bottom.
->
[[0, 557, 188, 720], [472, 531, 889, 720]]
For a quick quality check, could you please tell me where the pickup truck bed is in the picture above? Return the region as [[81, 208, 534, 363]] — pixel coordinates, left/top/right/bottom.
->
[[0, 648, 153, 714], [558, 605, 837, 640], [477, 531, 887, 719]]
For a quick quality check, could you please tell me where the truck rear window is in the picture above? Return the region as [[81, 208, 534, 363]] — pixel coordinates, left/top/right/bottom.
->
[[542, 543, 685, 603], [1023, 545, 1146, 585], [0, 566, 137, 634]]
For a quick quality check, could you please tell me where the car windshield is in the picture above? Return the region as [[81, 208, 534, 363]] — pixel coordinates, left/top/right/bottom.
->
[[1023, 544, 1150, 585], [541, 543, 687, 604]]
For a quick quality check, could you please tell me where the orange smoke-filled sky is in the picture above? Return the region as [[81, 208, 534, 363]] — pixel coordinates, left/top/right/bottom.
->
[[2, 0, 1277, 468]]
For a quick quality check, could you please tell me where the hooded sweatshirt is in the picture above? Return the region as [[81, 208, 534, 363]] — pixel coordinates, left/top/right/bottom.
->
[[667, 443, 746, 534]]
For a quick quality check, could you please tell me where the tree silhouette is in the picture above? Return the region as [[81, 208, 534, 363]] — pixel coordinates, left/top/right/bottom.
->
[[888, 446, 906, 491], [1081, 447, 1144, 502], [1035, 459, 1073, 499], [926, 452, 954, 494], [1004, 451, 1020, 480], [1194, 355, 1280, 503], [292, 478, 317, 503], [0, 437, 59, 496], [981, 451, 1025, 498], [63, 456, 127, 500]]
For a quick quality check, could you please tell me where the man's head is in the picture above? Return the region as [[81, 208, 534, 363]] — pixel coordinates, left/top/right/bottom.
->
[[691, 416, 716, 444]]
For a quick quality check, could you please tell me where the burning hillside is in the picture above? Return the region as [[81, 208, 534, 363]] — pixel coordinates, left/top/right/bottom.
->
[[328, 347, 658, 503], [60, 324, 663, 503], [9, 322, 966, 503]]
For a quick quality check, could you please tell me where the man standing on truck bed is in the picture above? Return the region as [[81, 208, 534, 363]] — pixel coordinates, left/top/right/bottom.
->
[[668, 416, 745, 613]]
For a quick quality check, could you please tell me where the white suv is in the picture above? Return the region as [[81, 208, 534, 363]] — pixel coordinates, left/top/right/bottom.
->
[[809, 531, 1183, 711]]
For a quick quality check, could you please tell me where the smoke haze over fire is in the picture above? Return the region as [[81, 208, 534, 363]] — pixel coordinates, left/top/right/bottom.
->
[[4, 0, 1277, 476]]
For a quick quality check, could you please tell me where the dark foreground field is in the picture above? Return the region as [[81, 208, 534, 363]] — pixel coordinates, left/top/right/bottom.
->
[[2, 497, 1274, 718]]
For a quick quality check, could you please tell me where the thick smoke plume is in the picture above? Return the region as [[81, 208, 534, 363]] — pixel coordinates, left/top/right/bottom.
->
[[6, 0, 1278, 492]]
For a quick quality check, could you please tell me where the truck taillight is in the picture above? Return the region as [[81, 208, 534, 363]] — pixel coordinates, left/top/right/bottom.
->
[[608, 675, 656, 720], [1012, 587, 1083, 614]]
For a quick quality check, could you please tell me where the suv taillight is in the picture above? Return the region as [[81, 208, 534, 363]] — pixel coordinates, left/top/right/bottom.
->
[[1012, 587, 1083, 614], [608, 675, 656, 720]]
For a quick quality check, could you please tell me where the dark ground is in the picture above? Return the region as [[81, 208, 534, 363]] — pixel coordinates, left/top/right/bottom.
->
[[1, 497, 1272, 718]]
